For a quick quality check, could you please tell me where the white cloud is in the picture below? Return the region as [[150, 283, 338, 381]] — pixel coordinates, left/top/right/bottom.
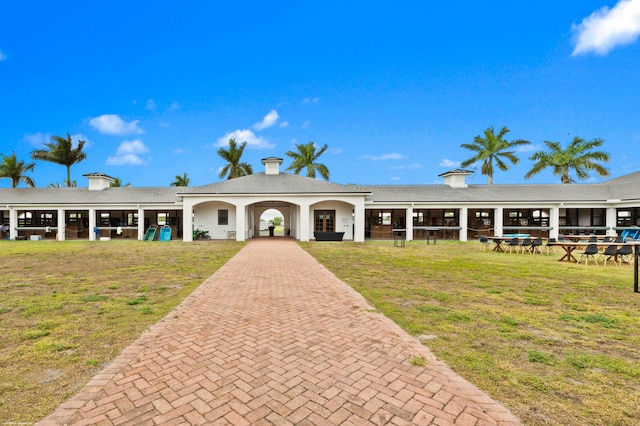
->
[[106, 139, 150, 165], [216, 129, 274, 149], [168, 101, 180, 111], [516, 144, 540, 153], [363, 153, 405, 161], [89, 114, 143, 135], [301, 121, 311, 129], [253, 110, 279, 130], [390, 163, 423, 170], [145, 99, 157, 111], [279, 121, 289, 128], [329, 147, 343, 155], [439, 158, 461, 168], [24, 132, 50, 147], [0, 51, 6, 61], [572, 0, 640, 55], [302, 97, 319, 104]]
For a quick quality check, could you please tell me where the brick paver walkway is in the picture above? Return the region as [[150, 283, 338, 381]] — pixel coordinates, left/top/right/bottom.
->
[[39, 239, 521, 425]]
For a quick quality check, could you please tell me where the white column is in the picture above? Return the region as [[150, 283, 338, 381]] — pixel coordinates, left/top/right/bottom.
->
[[459, 207, 468, 241], [182, 201, 193, 242], [9, 208, 17, 240], [353, 199, 365, 242], [57, 208, 65, 241], [549, 206, 559, 239], [137, 207, 145, 240], [88, 208, 96, 241], [299, 202, 310, 242], [406, 206, 414, 241], [494, 207, 503, 236], [235, 203, 246, 241], [606, 207, 617, 237]]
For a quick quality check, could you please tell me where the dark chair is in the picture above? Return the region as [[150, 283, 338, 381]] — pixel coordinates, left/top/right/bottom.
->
[[602, 236, 611, 243], [616, 245, 633, 265], [599, 244, 619, 266], [479, 235, 489, 250], [530, 237, 543, 254], [588, 235, 598, 243], [545, 238, 557, 254], [518, 237, 532, 254], [577, 244, 599, 265], [506, 237, 520, 253], [614, 235, 625, 243]]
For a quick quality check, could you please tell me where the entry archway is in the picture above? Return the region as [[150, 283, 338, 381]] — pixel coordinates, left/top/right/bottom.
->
[[249, 201, 296, 239], [259, 208, 286, 236]]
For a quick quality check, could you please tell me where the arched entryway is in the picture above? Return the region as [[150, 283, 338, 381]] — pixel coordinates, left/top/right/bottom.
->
[[258, 208, 286, 237], [251, 202, 294, 238]]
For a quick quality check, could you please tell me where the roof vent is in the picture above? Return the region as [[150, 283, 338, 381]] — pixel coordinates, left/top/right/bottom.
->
[[438, 169, 473, 188], [262, 157, 283, 175], [83, 172, 115, 190]]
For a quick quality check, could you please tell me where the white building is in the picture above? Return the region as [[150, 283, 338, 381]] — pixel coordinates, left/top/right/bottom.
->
[[1, 158, 639, 242]]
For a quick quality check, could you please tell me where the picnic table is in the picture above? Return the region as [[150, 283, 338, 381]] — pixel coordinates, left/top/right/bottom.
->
[[487, 236, 508, 252], [549, 241, 640, 293], [487, 235, 530, 252]]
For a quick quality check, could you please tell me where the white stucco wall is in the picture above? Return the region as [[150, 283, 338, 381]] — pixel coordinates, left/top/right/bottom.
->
[[192, 201, 236, 240], [310, 200, 354, 240]]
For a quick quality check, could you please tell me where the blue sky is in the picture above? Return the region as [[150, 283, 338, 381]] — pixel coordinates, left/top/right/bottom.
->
[[1, 1, 639, 188]]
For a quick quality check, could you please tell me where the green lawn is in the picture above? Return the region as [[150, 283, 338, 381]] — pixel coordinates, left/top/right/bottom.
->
[[2, 239, 638, 425], [300, 240, 640, 426], [0, 240, 244, 423]]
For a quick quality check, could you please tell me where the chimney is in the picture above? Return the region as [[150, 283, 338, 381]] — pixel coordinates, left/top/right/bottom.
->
[[83, 172, 115, 190], [262, 157, 283, 175], [438, 169, 473, 188]]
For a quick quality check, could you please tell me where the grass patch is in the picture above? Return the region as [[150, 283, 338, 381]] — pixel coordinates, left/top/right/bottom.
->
[[0, 239, 243, 423], [408, 355, 426, 366], [79, 294, 108, 302], [300, 240, 640, 426], [126, 295, 148, 305]]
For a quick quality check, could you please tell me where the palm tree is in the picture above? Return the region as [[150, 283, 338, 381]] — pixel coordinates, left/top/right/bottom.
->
[[525, 136, 610, 184], [0, 153, 36, 188], [285, 141, 330, 180], [170, 172, 190, 187], [31, 134, 87, 187], [217, 138, 253, 180], [110, 177, 131, 187], [460, 126, 530, 185]]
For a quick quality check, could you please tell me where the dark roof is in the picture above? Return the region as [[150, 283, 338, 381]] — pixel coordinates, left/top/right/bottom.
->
[[1, 170, 639, 206], [82, 172, 115, 179], [362, 182, 613, 203], [0, 187, 181, 205], [178, 173, 369, 195], [438, 169, 474, 177]]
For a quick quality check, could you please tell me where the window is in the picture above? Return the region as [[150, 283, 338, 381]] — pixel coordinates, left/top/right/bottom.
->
[[157, 212, 168, 226], [18, 211, 33, 227], [412, 211, 424, 225], [218, 209, 228, 226], [618, 209, 632, 226], [99, 212, 110, 226], [127, 212, 138, 226], [377, 212, 392, 225]]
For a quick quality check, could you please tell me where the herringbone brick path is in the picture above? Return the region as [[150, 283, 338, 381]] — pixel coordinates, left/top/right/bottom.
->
[[39, 239, 520, 425]]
